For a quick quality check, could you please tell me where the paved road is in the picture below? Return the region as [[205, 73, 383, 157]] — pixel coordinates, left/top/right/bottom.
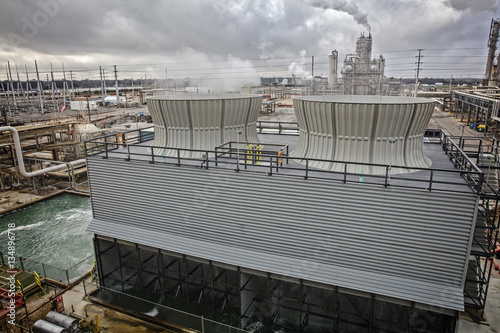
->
[[458, 274, 500, 333], [428, 109, 485, 138]]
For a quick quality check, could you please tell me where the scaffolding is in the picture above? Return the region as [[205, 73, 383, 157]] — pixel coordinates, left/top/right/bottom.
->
[[446, 136, 500, 317]]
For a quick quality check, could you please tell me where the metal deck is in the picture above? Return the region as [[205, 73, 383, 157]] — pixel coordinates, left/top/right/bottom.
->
[[86, 130, 478, 195]]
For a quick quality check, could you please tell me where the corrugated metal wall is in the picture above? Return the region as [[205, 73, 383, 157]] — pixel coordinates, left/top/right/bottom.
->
[[86, 156, 478, 311]]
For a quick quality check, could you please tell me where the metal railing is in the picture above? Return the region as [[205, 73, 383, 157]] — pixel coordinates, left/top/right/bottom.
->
[[84, 127, 485, 195], [441, 134, 485, 190], [0, 252, 94, 286], [257, 120, 299, 135]]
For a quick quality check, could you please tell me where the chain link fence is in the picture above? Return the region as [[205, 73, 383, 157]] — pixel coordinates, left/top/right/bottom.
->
[[92, 286, 250, 333], [0, 252, 94, 287]]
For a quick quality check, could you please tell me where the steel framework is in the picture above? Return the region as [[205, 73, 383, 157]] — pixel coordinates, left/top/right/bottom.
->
[[94, 236, 457, 332]]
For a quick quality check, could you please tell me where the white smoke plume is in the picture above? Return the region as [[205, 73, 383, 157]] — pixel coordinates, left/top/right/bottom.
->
[[304, 0, 371, 31], [288, 49, 312, 80]]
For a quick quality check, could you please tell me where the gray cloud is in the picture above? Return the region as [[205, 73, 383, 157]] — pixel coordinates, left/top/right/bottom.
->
[[0, 0, 496, 81], [448, 0, 499, 13]]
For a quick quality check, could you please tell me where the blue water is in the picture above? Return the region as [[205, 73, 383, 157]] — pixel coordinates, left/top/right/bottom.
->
[[0, 193, 93, 270]]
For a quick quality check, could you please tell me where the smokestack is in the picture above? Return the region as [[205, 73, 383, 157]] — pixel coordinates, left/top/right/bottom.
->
[[485, 19, 500, 86], [328, 50, 338, 87]]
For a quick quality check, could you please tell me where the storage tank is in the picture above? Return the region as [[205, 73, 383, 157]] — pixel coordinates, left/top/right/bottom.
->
[[291, 95, 435, 174], [32, 320, 69, 333], [147, 94, 262, 158], [45, 311, 79, 332]]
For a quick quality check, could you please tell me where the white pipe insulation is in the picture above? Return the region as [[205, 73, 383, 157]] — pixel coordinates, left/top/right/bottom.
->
[[0, 126, 86, 178]]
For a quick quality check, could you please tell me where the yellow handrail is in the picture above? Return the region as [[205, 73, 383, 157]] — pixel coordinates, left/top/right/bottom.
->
[[33, 271, 42, 289]]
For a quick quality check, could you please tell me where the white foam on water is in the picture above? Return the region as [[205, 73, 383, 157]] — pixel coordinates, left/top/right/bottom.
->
[[0, 221, 46, 236]]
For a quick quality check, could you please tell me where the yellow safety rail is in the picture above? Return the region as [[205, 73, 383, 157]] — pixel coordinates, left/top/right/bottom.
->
[[246, 144, 262, 165], [246, 144, 253, 164], [33, 271, 42, 289], [16, 279, 23, 296], [278, 149, 284, 165], [95, 314, 100, 332], [90, 260, 97, 282]]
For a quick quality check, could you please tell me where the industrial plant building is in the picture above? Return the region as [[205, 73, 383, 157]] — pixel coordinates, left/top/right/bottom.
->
[[84, 94, 498, 332], [327, 33, 398, 96]]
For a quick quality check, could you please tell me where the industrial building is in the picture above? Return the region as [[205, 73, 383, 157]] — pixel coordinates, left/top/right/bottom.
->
[[83, 93, 499, 332], [328, 33, 399, 96]]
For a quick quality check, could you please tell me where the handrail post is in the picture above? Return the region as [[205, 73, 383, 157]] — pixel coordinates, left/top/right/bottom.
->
[[384, 166, 389, 187], [269, 156, 273, 176], [244, 148, 248, 170], [150, 147, 155, 163], [177, 149, 181, 166], [215, 147, 218, 166], [428, 169, 433, 191], [104, 140, 108, 159], [343, 162, 348, 183], [478, 171, 484, 194], [205, 151, 209, 169]]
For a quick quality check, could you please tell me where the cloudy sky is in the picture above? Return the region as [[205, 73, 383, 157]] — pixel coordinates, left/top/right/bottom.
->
[[0, 0, 499, 88]]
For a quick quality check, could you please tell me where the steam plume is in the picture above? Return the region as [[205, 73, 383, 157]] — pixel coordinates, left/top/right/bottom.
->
[[305, 0, 371, 31]]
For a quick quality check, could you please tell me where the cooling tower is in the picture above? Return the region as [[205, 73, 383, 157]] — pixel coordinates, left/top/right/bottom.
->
[[147, 94, 262, 157], [291, 95, 435, 174]]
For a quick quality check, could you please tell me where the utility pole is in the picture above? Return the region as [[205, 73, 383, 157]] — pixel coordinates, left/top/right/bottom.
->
[[7, 62, 17, 112], [311, 56, 314, 78], [15, 65, 25, 102], [99, 66, 105, 102], [69, 70, 75, 100], [62, 62, 67, 108], [414, 49, 423, 97], [24, 65, 32, 100], [35, 60, 44, 114], [102, 69, 107, 100], [50, 63, 56, 111], [114, 65, 119, 106], [311, 56, 315, 95], [4, 66, 12, 116]]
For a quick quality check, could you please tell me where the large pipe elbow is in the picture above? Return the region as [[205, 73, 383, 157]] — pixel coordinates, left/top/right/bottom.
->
[[0, 126, 86, 178]]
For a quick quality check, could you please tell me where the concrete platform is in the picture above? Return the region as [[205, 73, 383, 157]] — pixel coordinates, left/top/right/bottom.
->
[[458, 274, 500, 332]]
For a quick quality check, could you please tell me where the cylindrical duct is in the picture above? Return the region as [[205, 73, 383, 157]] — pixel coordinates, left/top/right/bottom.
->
[[147, 94, 262, 158], [291, 95, 435, 174], [32, 320, 69, 333], [45, 311, 79, 332]]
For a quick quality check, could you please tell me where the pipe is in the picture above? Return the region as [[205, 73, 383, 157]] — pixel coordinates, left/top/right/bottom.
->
[[0, 126, 86, 178]]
